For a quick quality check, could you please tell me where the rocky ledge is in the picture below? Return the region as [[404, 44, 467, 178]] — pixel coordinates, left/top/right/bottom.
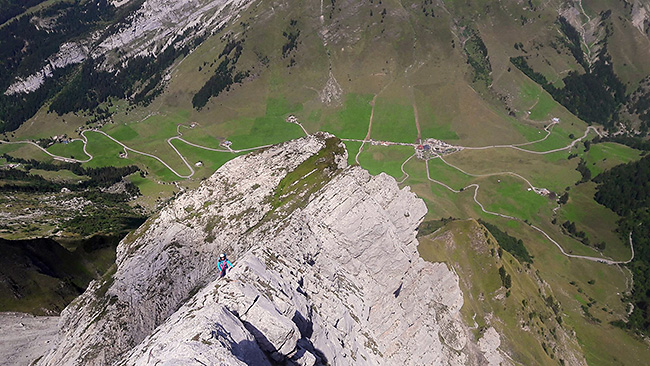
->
[[39, 133, 504, 365]]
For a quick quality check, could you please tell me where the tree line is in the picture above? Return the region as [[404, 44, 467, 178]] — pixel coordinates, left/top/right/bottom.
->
[[192, 39, 247, 110], [509, 17, 627, 131], [593, 154, 650, 334], [479, 219, 533, 263], [2, 154, 140, 191]]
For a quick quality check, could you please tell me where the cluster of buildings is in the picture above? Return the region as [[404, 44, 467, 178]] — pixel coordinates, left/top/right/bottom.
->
[[415, 138, 462, 160]]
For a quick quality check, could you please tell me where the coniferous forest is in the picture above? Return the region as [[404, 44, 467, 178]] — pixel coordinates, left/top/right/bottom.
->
[[594, 155, 650, 334]]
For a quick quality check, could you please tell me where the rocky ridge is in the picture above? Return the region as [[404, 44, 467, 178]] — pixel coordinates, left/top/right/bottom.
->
[[39, 133, 505, 365]]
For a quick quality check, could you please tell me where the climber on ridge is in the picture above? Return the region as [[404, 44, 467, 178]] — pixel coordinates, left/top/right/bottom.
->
[[218, 253, 233, 277]]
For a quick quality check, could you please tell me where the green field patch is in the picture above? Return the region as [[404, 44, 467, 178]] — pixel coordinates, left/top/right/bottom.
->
[[478, 176, 549, 222], [416, 95, 459, 140], [30, 169, 88, 183], [357, 145, 414, 179], [169, 140, 242, 179], [106, 109, 190, 147], [579, 142, 642, 177], [519, 78, 541, 107], [518, 126, 574, 152], [574, 293, 588, 306], [0, 142, 55, 162], [307, 109, 322, 124], [128, 173, 177, 208], [528, 91, 555, 120], [266, 96, 302, 117], [322, 93, 373, 140], [511, 120, 548, 143], [47, 140, 88, 160], [0, 143, 24, 156], [558, 182, 628, 260], [227, 97, 305, 149], [110, 124, 139, 142], [83, 132, 184, 181], [128, 153, 181, 182], [342, 141, 362, 166], [426, 157, 473, 190], [444, 148, 579, 192], [82, 132, 132, 168], [370, 99, 418, 143]]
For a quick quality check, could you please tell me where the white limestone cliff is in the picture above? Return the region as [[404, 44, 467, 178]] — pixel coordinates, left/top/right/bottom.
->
[[40, 133, 499, 365]]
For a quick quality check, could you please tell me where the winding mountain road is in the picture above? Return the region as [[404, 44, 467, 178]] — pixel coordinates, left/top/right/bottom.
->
[[1, 118, 634, 266], [424, 158, 635, 265], [0, 136, 93, 164], [1, 124, 276, 179]]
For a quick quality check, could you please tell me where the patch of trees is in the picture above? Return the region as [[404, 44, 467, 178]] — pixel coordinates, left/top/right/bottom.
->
[[417, 217, 457, 237], [552, 48, 626, 128], [558, 191, 569, 205], [576, 158, 591, 183], [0, 168, 61, 192], [561, 220, 589, 245], [593, 154, 650, 216], [627, 76, 650, 134], [510, 56, 548, 86], [62, 191, 146, 236], [0, 66, 73, 132], [282, 20, 301, 58], [464, 31, 492, 86], [594, 155, 650, 334], [1, 155, 145, 235], [50, 31, 198, 116], [480, 219, 532, 263], [593, 135, 650, 151], [0, 0, 122, 132], [510, 44, 627, 130], [558, 17, 587, 70], [49, 58, 123, 115], [498, 266, 512, 289], [1, 154, 140, 190], [192, 39, 247, 110]]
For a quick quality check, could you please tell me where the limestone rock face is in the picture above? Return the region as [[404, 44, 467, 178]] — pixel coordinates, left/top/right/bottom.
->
[[40, 133, 496, 365]]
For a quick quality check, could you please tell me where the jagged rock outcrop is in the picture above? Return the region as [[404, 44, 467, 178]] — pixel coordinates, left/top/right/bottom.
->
[[40, 133, 498, 365]]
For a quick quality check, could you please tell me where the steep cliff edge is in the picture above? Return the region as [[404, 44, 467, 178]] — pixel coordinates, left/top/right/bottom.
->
[[40, 133, 502, 365]]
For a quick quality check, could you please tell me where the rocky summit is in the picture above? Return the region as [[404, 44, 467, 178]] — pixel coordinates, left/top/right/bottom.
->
[[38, 133, 504, 365]]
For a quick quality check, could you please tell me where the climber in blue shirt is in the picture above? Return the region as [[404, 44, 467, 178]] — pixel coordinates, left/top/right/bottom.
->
[[218, 253, 233, 277]]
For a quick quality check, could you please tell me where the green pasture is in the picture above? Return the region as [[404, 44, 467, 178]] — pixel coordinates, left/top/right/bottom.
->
[[322, 93, 374, 140], [558, 182, 629, 261], [476, 176, 550, 222], [579, 142, 642, 177], [370, 98, 418, 143], [443, 148, 579, 192], [169, 140, 243, 179], [357, 145, 414, 179], [30, 169, 88, 183], [227, 97, 305, 149], [47, 140, 88, 160], [342, 141, 362, 166]]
